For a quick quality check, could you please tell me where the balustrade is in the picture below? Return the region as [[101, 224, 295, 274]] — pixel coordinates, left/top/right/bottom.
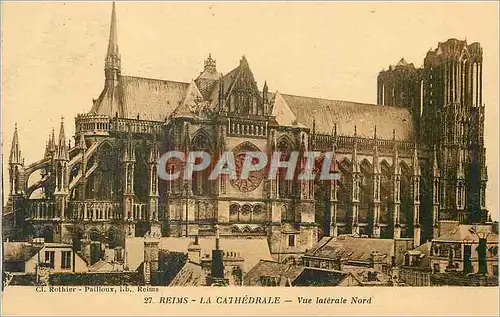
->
[[26, 201, 56, 220], [111, 118, 163, 135], [228, 119, 267, 137], [313, 133, 415, 156], [133, 203, 149, 220], [75, 114, 163, 137], [67, 201, 121, 220]]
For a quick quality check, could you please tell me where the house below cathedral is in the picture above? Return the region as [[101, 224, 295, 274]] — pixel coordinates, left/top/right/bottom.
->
[[3, 3, 489, 265]]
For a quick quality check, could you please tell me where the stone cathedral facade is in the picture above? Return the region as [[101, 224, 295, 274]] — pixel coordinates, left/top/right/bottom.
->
[[4, 4, 489, 261]]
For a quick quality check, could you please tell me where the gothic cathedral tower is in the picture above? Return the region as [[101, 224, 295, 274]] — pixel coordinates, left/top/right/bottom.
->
[[378, 39, 488, 234]]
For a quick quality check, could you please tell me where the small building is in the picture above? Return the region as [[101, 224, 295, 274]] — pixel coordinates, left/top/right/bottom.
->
[[244, 260, 360, 287], [302, 235, 415, 270], [302, 235, 419, 286], [396, 241, 432, 286], [125, 235, 273, 275], [3, 239, 88, 274], [429, 221, 498, 276]]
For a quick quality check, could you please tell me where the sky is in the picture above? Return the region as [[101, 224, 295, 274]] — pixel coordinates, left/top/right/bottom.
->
[[2, 1, 498, 218]]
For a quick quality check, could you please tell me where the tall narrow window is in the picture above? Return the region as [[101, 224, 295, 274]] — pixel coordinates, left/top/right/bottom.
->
[[61, 251, 71, 269], [45, 251, 55, 268], [288, 235, 295, 247]]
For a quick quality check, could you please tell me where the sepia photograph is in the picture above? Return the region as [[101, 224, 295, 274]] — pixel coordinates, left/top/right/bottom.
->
[[1, 1, 499, 316]]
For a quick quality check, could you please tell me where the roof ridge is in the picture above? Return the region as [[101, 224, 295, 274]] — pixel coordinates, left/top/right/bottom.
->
[[120, 74, 189, 85], [280, 93, 394, 108]]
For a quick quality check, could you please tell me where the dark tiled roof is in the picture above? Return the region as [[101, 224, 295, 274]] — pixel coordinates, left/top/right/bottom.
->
[[305, 236, 395, 265], [294, 267, 351, 286], [120, 76, 190, 121], [91, 75, 190, 121], [169, 261, 205, 286], [434, 224, 498, 243], [244, 260, 352, 286], [3, 242, 41, 262], [278, 93, 414, 140], [243, 260, 305, 286]]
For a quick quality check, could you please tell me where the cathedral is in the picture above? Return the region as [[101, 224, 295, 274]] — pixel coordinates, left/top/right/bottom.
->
[[4, 3, 489, 262]]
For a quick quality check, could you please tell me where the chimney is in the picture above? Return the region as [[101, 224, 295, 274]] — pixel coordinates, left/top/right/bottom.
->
[[188, 235, 201, 264], [370, 251, 384, 272], [80, 239, 92, 265], [31, 237, 45, 248], [492, 221, 498, 235], [143, 234, 160, 285], [477, 237, 488, 275], [210, 225, 225, 285]]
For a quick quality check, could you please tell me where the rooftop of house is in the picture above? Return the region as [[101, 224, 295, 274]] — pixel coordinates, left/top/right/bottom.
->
[[168, 261, 206, 287], [434, 223, 498, 243], [124, 236, 273, 273], [244, 259, 355, 287], [304, 235, 395, 265]]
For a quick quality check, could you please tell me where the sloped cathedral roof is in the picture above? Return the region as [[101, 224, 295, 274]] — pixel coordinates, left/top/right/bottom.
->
[[90, 3, 415, 141]]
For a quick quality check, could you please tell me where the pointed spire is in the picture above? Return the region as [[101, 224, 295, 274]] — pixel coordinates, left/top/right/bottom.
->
[[107, 1, 119, 57], [44, 141, 50, 158], [373, 127, 380, 174], [330, 128, 336, 151], [105, 1, 121, 76], [9, 123, 23, 165], [412, 143, 420, 176], [240, 55, 248, 66], [218, 77, 225, 112], [56, 117, 69, 161], [457, 148, 465, 179], [393, 134, 400, 175], [77, 133, 87, 151], [48, 128, 56, 155], [263, 81, 268, 105], [123, 125, 135, 162], [148, 137, 159, 164], [204, 53, 217, 73], [432, 145, 440, 178], [373, 141, 380, 174], [352, 125, 359, 173]]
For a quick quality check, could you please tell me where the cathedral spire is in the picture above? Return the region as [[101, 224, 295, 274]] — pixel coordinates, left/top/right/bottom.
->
[[105, 1, 121, 80], [48, 128, 56, 155], [393, 130, 400, 175], [352, 125, 359, 173], [373, 127, 380, 174], [432, 145, 440, 178], [77, 133, 87, 151], [56, 117, 69, 161], [44, 141, 50, 158], [412, 143, 420, 176], [218, 77, 225, 112], [457, 148, 465, 179], [148, 137, 159, 164], [263, 81, 268, 107], [203, 53, 217, 73], [9, 123, 22, 165]]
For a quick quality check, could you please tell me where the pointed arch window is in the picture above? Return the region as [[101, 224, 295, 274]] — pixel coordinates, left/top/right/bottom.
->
[[191, 132, 213, 196], [277, 138, 294, 199]]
